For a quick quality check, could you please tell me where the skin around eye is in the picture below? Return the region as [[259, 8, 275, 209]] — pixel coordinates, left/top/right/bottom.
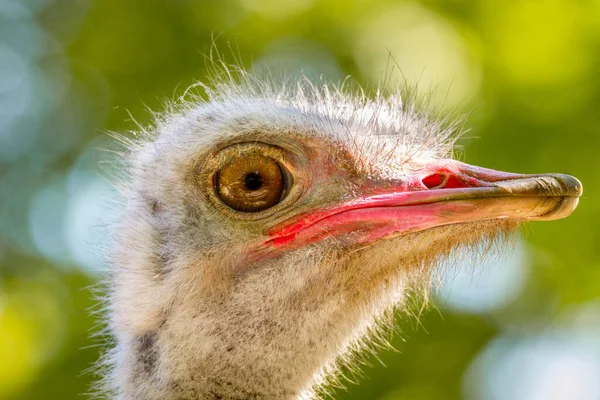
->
[[216, 155, 285, 212]]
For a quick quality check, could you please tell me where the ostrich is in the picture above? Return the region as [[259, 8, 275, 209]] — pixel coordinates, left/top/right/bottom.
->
[[101, 70, 582, 400]]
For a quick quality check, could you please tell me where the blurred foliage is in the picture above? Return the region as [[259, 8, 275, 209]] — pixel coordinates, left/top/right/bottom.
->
[[1, 0, 599, 399]]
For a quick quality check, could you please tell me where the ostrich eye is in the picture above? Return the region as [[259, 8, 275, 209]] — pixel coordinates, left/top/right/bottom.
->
[[216, 155, 286, 212]]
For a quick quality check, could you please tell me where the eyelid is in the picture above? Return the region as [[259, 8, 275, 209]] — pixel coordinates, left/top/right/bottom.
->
[[214, 142, 288, 161]]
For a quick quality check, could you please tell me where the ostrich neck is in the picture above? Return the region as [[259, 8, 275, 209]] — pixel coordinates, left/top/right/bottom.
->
[[114, 246, 411, 400], [170, 270, 400, 399]]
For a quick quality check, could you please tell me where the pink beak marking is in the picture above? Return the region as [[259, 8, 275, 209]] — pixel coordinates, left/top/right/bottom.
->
[[260, 159, 582, 255]]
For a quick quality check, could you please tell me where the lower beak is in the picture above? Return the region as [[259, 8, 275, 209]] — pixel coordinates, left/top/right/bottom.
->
[[265, 160, 582, 250]]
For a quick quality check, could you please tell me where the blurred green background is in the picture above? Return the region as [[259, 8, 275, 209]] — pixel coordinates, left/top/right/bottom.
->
[[1, 0, 599, 399]]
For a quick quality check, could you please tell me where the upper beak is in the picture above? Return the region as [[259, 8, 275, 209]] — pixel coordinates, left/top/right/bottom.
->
[[264, 160, 582, 251]]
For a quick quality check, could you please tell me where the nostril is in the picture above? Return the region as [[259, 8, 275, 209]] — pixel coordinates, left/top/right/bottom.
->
[[422, 173, 472, 190], [422, 173, 447, 189]]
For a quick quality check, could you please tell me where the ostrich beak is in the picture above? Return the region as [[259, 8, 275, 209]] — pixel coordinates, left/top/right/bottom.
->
[[264, 160, 582, 251]]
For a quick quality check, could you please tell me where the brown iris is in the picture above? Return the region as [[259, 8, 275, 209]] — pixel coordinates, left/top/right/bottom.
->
[[216, 155, 285, 212]]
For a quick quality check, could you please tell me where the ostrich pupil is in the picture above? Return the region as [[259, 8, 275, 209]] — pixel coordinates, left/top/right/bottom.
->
[[244, 171, 262, 190]]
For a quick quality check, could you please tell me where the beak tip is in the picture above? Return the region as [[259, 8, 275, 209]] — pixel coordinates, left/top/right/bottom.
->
[[531, 174, 582, 221], [553, 174, 583, 197]]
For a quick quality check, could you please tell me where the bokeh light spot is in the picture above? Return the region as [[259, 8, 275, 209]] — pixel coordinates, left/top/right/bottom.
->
[[464, 330, 600, 400], [437, 238, 529, 314], [354, 2, 482, 108], [65, 171, 120, 274], [0, 279, 67, 399], [28, 177, 71, 265], [0, 45, 39, 163]]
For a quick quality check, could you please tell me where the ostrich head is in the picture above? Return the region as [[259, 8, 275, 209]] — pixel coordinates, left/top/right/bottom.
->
[[104, 72, 582, 399]]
